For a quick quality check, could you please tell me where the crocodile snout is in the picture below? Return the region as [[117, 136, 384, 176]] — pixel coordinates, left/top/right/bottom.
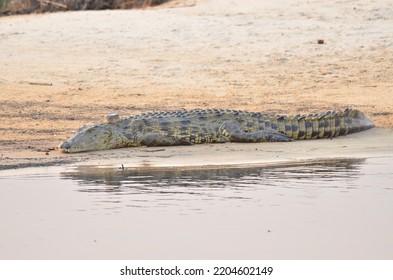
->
[[58, 141, 71, 153]]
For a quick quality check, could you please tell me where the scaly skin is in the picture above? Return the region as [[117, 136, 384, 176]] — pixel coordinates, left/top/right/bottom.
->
[[58, 108, 375, 153]]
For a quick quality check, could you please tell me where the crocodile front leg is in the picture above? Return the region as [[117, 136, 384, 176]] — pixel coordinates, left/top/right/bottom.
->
[[219, 120, 292, 142]]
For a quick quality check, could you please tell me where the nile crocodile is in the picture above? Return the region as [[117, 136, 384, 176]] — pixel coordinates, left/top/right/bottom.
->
[[58, 108, 375, 153]]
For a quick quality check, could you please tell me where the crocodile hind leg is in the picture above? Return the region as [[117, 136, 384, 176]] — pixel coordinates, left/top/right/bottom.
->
[[219, 121, 292, 142], [141, 133, 193, 146]]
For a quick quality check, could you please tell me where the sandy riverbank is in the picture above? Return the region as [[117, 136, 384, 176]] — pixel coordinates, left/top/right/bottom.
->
[[1, 0, 392, 170]]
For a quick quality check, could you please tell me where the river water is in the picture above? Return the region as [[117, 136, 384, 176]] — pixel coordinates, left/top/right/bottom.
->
[[1, 157, 392, 259]]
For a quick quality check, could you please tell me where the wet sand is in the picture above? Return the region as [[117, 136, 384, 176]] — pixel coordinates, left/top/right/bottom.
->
[[1, 0, 393, 169]]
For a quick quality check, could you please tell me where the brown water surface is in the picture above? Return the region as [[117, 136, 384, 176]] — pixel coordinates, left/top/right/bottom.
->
[[0, 157, 392, 259]]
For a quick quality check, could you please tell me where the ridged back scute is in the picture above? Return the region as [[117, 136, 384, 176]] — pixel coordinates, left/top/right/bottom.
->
[[121, 108, 374, 141]]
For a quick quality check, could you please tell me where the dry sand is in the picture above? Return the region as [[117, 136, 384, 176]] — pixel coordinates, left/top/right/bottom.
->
[[0, 0, 393, 170]]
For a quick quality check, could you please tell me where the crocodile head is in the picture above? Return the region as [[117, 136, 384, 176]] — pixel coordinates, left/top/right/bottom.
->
[[58, 122, 128, 153]]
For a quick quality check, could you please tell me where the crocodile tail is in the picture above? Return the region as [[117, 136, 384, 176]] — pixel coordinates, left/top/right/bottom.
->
[[275, 108, 375, 140]]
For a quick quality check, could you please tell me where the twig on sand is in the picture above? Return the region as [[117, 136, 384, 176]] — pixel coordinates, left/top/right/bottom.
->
[[38, 0, 68, 9], [28, 82, 53, 86], [143, 148, 166, 152]]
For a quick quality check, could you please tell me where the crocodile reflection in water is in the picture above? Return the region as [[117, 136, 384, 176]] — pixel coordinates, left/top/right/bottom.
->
[[60, 158, 364, 194]]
